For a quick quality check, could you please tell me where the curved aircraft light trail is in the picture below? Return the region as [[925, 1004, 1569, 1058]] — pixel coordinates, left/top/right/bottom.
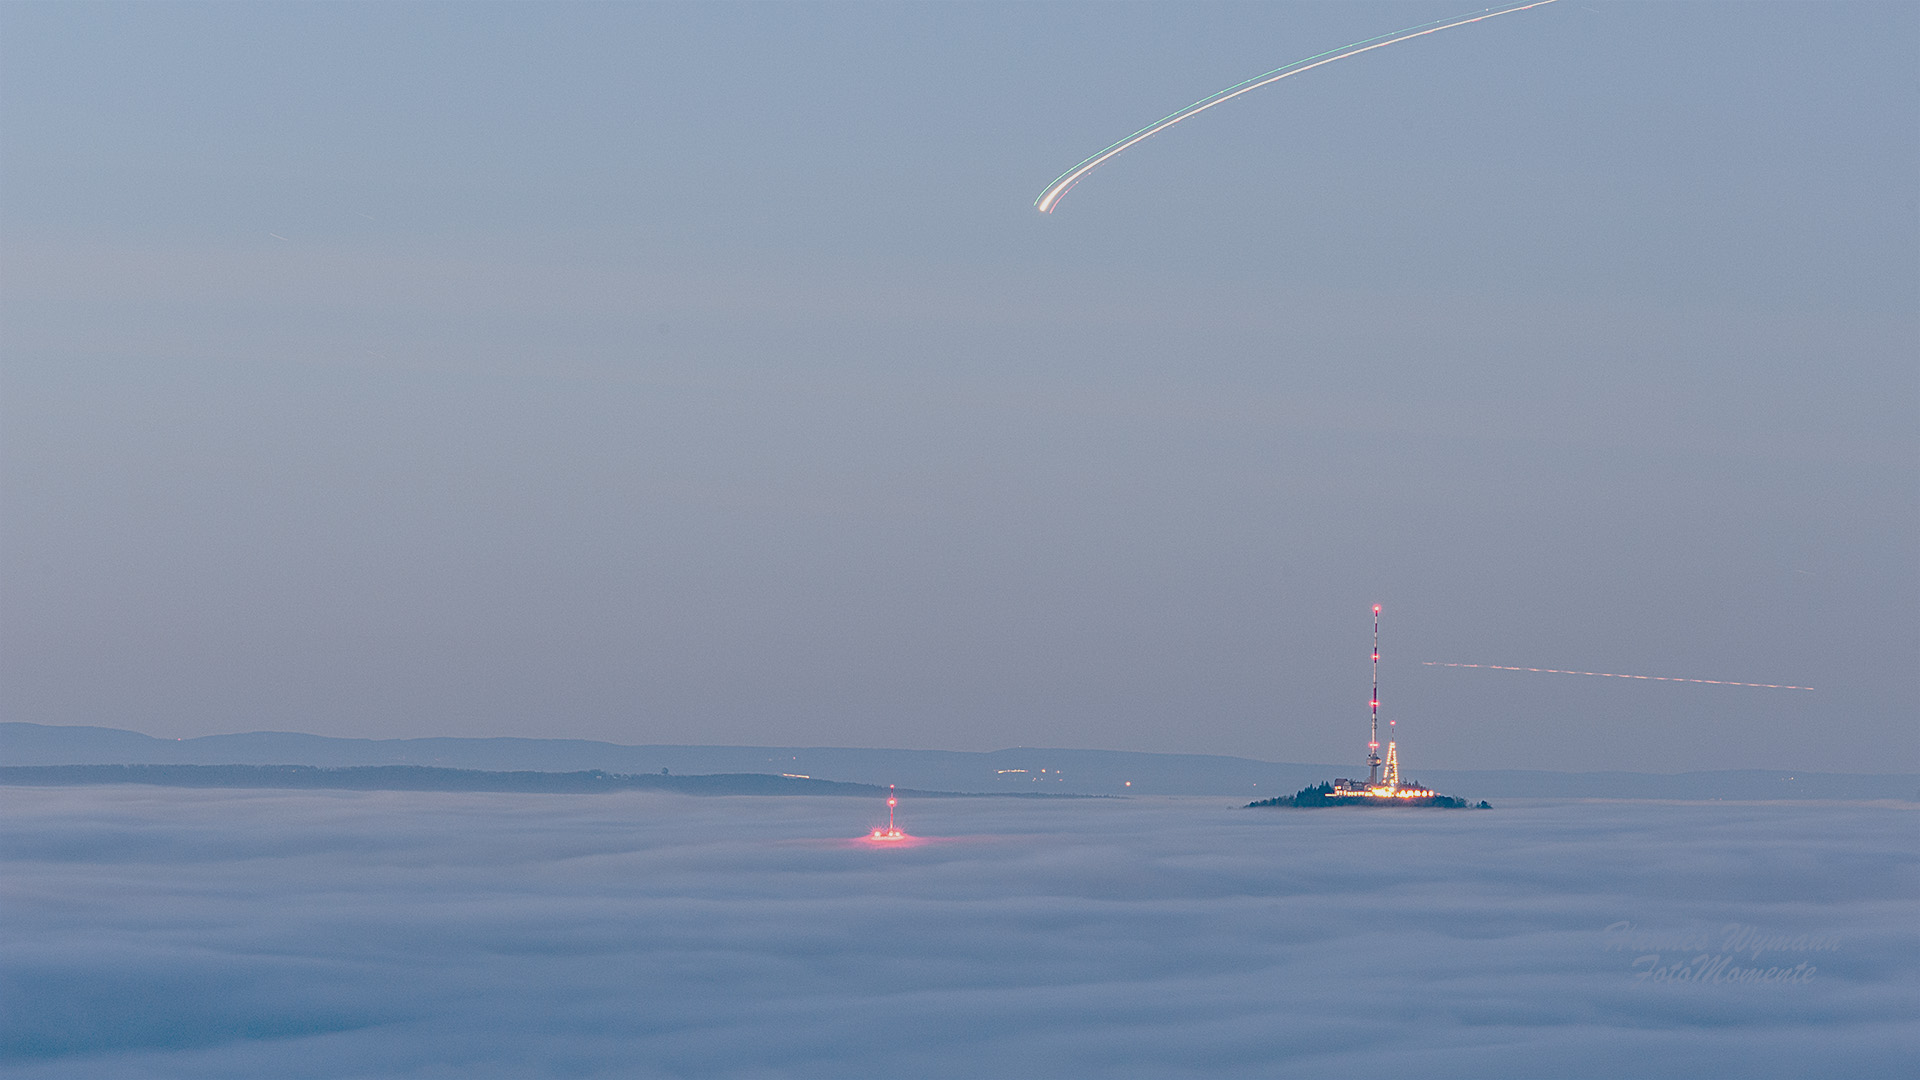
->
[[1035, 0, 1560, 213], [1424, 662, 1814, 692]]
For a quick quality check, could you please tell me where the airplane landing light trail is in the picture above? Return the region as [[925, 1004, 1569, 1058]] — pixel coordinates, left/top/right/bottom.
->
[[1424, 662, 1813, 691]]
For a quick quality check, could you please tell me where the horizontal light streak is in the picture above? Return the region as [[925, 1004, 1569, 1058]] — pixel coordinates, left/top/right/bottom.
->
[[1425, 662, 1813, 691]]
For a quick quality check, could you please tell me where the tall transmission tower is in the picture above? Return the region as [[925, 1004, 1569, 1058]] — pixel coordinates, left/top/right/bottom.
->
[[1368, 604, 1383, 785]]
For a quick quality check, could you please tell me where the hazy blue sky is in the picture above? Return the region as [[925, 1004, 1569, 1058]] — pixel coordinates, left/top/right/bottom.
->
[[2, 2, 1914, 772]]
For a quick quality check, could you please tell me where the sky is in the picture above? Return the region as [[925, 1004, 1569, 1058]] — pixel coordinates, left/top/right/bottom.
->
[[2, 2, 1915, 772], [3, 787, 1913, 1077]]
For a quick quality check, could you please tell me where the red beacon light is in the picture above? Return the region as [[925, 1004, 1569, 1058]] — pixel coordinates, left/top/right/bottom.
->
[[867, 784, 908, 842]]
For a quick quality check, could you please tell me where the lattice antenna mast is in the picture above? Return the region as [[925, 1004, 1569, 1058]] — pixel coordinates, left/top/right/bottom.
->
[[1368, 604, 1383, 785]]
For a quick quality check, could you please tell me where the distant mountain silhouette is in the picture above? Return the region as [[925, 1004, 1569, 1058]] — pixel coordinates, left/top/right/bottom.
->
[[0, 763, 1084, 798], [4, 723, 1912, 800]]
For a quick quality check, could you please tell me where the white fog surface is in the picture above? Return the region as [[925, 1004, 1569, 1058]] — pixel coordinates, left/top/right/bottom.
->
[[2, 789, 1913, 1078]]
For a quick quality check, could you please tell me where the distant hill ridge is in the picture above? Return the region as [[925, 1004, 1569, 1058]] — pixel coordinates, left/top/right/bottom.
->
[[3, 723, 1913, 800], [0, 763, 1062, 798]]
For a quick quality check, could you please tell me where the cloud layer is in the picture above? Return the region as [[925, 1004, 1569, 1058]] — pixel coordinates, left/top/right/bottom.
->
[[3, 789, 1914, 1078]]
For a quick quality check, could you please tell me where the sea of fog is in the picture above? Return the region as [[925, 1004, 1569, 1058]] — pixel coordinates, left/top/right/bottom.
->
[[2, 788, 1913, 1078]]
